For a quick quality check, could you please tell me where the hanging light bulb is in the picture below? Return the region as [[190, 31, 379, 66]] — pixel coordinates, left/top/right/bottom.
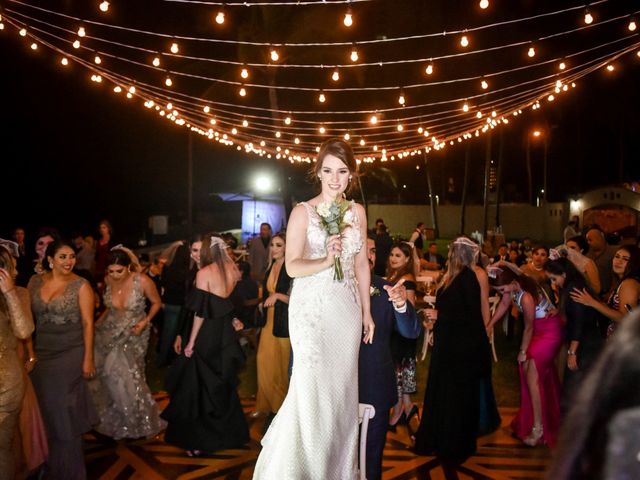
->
[[462, 102, 469, 112], [398, 92, 405, 105], [215, 10, 225, 25], [360, 138, 365, 146], [129, 86, 136, 94], [77, 26, 86, 37], [527, 46, 536, 57], [170, 42, 179, 54], [73, 40, 81, 49], [284, 116, 292, 125], [350, 48, 359, 62], [19, 28, 27, 37], [239, 87, 247, 96], [344, 132, 351, 141], [479, 0, 489, 9], [629, 17, 637, 31], [61, 57, 69, 66], [275, 131, 281, 138], [30, 42, 38, 50], [584, 9, 593, 25], [369, 115, 378, 125], [152, 56, 161, 67], [270, 48, 279, 62], [417, 126, 424, 134], [318, 92, 326, 103], [332, 70, 340, 82], [240, 68, 249, 79], [165, 76, 173, 87], [559, 61, 566, 70], [343, 9, 353, 27], [460, 35, 469, 47], [203, 106, 210, 113], [396, 124, 403, 132], [99, 1, 110, 12], [606, 64, 614, 72], [481, 80, 488, 89], [319, 126, 326, 134], [242, 119, 249, 127], [425, 63, 434, 75], [94, 55, 102, 64]]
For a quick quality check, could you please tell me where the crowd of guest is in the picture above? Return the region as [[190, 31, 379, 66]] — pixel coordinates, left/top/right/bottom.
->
[[2, 211, 639, 479]]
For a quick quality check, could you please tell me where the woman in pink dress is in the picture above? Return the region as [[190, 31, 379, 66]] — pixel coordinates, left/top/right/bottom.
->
[[488, 263, 563, 447]]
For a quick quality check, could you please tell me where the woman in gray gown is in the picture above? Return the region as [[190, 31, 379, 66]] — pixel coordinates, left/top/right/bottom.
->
[[89, 248, 165, 439], [28, 239, 97, 480]]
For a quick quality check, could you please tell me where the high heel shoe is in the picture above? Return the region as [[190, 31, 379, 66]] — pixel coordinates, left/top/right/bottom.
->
[[406, 405, 420, 444], [523, 425, 544, 446], [388, 412, 407, 432]]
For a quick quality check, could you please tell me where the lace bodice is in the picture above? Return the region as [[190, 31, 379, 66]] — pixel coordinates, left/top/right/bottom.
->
[[103, 274, 146, 318], [28, 275, 86, 325], [300, 201, 362, 281]]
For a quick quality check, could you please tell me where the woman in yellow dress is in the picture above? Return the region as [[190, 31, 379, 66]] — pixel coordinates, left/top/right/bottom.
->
[[255, 233, 292, 421]]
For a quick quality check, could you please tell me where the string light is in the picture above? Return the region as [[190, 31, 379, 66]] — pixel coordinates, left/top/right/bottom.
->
[[343, 132, 350, 140], [343, 9, 353, 27], [128, 86, 136, 94], [481, 80, 489, 89], [275, 131, 281, 138], [284, 116, 292, 125], [318, 92, 326, 103], [73, 40, 81, 49], [165, 76, 173, 86], [240, 67, 249, 79], [460, 35, 470, 48], [606, 64, 614, 71], [113, 86, 122, 93], [398, 92, 405, 105], [94, 55, 102, 64], [215, 10, 225, 25], [369, 115, 378, 125], [629, 18, 637, 32], [584, 9, 594, 25], [559, 61, 566, 70], [19, 28, 27, 36], [332, 70, 340, 82], [99, 1, 110, 13], [360, 138, 365, 146], [350, 48, 359, 62], [30, 42, 38, 50], [396, 124, 403, 132], [152, 56, 161, 67], [77, 27, 86, 37], [425, 63, 434, 75], [242, 119, 249, 127], [170, 42, 179, 54], [462, 102, 470, 112], [60, 57, 68, 65], [203, 106, 210, 113], [479, 0, 489, 9], [239, 87, 247, 96], [270, 48, 279, 62], [319, 125, 326, 134], [527, 46, 536, 57]]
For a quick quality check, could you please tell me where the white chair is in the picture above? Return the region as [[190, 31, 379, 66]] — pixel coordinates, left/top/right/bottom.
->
[[358, 403, 376, 480]]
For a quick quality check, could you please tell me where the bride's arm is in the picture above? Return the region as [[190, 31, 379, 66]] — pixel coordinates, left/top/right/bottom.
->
[[285, 204, 335, 278], [353, 204, 375, 344]]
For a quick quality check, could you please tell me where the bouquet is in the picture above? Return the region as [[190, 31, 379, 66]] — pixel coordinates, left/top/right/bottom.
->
[[316, 197, 354, 281]]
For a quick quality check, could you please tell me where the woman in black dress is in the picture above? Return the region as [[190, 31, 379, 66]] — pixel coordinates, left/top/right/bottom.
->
[[161, 234, 249, 456], [414, 237, 492, 464]]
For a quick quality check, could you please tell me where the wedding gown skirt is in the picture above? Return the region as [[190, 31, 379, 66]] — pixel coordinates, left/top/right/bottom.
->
[[253, 201, 363, 480]]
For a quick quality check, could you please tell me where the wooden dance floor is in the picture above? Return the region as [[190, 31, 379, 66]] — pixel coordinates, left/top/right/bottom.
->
[[85, 394, 550, 480]]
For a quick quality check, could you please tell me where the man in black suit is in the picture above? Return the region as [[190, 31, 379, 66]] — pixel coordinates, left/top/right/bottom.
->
[[359, 236, 421, 480]]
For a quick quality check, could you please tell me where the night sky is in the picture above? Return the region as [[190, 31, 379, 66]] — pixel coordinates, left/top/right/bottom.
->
[[2, 0, 639, 244]]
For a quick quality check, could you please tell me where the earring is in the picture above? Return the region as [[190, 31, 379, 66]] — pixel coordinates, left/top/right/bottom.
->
[[318, 174, 321, 179], [349, 175, 353, 181], [48, 262, 53, 269]]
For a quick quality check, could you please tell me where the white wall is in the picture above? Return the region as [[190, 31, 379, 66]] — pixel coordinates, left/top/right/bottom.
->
[[367, 202, 567, 244]]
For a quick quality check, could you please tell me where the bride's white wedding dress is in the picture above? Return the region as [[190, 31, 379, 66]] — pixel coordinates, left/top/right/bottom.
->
[[253, 201, 363, 480]]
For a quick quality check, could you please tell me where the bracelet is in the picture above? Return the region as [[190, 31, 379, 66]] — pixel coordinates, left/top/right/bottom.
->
[[519, 349, 526, 355], [27, 357, 37, 363], [567, 350, 576, 356]]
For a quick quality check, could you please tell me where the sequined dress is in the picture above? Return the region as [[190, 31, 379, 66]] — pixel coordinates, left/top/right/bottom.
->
[[253, 201, 363, 480], [29, 275, 97, 480], [89, 274, 166, 439]]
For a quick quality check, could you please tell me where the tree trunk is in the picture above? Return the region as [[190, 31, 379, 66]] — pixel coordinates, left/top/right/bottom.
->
[[424, 152, 439, 238], [459, 143, 470, 235], [482, 132, 492, 239]]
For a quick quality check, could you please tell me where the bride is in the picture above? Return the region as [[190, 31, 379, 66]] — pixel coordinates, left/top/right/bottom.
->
[[253, 139, 374, 479]]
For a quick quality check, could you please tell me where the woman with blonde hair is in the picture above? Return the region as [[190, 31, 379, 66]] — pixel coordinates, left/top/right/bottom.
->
[[414, 237, 493, 464], [162, 234, 249, 456]]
